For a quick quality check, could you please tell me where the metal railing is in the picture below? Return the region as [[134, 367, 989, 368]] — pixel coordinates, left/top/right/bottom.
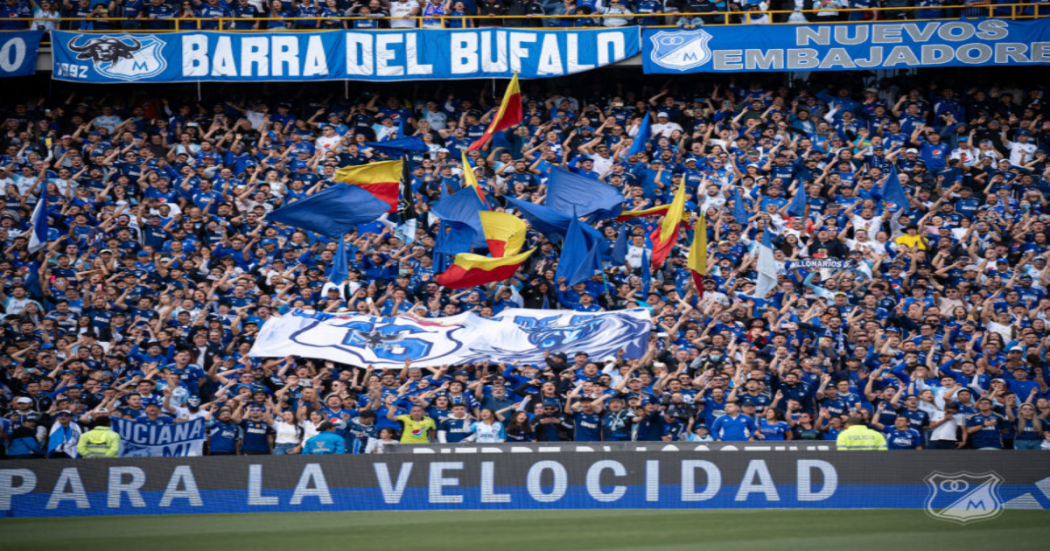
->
[[5, 3, 1046, 44]]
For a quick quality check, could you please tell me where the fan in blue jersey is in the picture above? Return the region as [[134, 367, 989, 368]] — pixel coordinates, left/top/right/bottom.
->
[[601, 398, 633, 441], [206, 408, 242, 455], [344, 411, 379, 454], [755, 408, 792, 441], [881, 416, 924, 450], [565, 388, 605, 442], [631, 400, 665, 442], [135, 403, 175, 426], [302, 421, 346, 455], [967, 398, 1007, 450], [711, 403, 757, 442], [534, 399, 570, 442], [233, 402, 275, 455], [437, 403, 474, 443], [502, 410, 536, 443], [1011, 404, 1045, 450]]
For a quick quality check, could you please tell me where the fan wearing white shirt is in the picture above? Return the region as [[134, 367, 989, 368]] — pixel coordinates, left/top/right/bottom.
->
[[389, 0, 420, 28], [315, 125, 343, 152], [1001, 128, 1037, 165], [651, 112, 682, 138]]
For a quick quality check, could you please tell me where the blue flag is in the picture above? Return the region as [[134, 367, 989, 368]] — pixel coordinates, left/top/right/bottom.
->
[[504, 197, 573, 243], [786, 181, 808, 219], [626, 113, 652, 159], [611, 226, 629, 265], [433, 221, 453, 273], [732, 187, 750, 226], [641, 234, 653, 301], [556, 218, 604, 287], [266, 183, 389, 238], [433, 185, 488, 249], [362, 137, 428, 157], [27, 194, 47, 253], [326, 240, 349, 285], [880, 163, 910, 214], [434, 220, 477, 256], [546, 167, 624, 221]]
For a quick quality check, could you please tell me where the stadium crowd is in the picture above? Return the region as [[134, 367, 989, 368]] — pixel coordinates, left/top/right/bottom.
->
[[1, 68, 1050, 457], [2, 0, 1043, 32]]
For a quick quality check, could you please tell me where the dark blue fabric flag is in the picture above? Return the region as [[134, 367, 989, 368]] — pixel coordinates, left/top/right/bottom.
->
[[504, 197, 573, 243], [641, 233, 653, 301], [611, 226, 629, 265], [546, 167, 624, 221], [556, 218, 603, 287], [434, 220, 477, 256], [626, 113, 652, 159], [433, 186, 487, 248], [433, 221, 452, 273], [880, 163, 910, 214], [362, 137, 428, 157], [786, 181, 808, 218], [326, 241, 349, 285], [732, 188, 750, 226], [266, 183, 389, 238]]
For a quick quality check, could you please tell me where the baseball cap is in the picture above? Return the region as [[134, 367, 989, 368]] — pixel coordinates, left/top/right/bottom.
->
[[657, 112, 669, 118], [16, 397, 32, 404]]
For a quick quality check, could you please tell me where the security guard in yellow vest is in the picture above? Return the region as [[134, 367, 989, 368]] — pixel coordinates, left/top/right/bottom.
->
[[836, 416, 888, 451], [77, 416, 121, 458]]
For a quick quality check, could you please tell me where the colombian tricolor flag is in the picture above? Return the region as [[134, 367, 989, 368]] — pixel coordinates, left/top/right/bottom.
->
[[334, 160, 402, 213], [649, 182, 688, 268], [688, 214, 708, 296], [435, 211, 535, 289], [616, 204, 671, 223], [467, 73, 523, 151], [461, 151, 490, 210]]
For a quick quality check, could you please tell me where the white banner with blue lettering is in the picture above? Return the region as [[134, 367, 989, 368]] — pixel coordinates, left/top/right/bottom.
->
[[113, 418, 206, 457], [643, 19, 1050, 73], [250, 308, 651, 368], [0, 31, 44, 78], [51, 28, 639, 83]]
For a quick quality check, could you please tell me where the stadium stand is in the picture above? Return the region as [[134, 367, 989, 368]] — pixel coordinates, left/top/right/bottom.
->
[[1, 4, 1050, 459]]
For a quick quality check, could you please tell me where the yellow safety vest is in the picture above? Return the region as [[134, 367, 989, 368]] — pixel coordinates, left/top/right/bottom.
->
[[836, 425, 888, 451], [77, 426, 121, 458]]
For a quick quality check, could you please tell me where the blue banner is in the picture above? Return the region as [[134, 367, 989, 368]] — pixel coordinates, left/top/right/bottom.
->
[[51, 28, 639, 83], [643, 19, 1050, 73], [0, 31, 44, 78], [112, 418, 206, 457]]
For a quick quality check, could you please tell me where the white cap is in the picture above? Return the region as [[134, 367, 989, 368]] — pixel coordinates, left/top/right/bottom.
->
[[905, 148, 919, 154], [16, 397, 32, 404], [657, 112, 669, 118]]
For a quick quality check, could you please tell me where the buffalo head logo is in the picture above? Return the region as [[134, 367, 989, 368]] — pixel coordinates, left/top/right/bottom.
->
[[67, 36, 142, 64], [61, 34, 168, 82]]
